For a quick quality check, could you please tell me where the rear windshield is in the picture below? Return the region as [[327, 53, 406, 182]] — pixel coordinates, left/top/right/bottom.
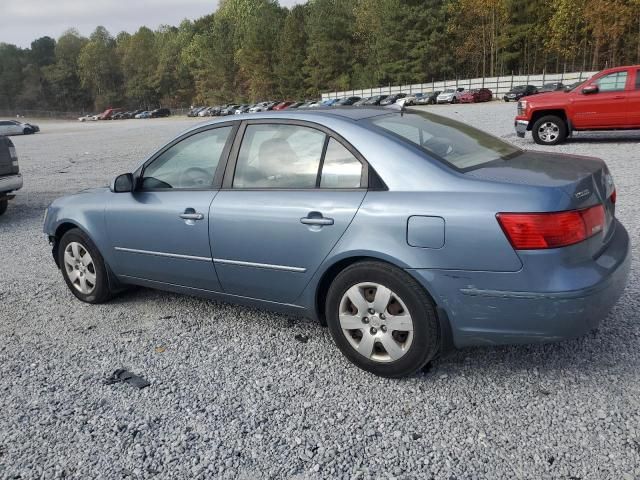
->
[[368, 111, 520, 170]]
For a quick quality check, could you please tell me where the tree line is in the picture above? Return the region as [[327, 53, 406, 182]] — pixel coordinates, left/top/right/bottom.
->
[[1, 0, 638, 112]]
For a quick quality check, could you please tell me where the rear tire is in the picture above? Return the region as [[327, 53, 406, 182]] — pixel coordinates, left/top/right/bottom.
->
[[0, 196, 8, 216], [58, 228, 113, 304], [325, 261, 439, 378], [531, 115, 567, 145]]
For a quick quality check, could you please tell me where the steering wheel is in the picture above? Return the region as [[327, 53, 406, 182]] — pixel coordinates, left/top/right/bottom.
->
[[179, 167, 212, 188]]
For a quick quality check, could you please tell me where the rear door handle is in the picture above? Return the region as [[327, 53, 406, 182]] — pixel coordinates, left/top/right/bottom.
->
[[613, 95, 626, 100], [180, 208, 204, 221], [301, 212, 334, 226]]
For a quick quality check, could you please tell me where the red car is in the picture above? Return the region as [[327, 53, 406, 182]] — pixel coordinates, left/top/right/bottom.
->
[[515, 64, 640, 145], [272, 101, 294, 111], [459, 88, 493, 103], [98, 108, 124, 120]]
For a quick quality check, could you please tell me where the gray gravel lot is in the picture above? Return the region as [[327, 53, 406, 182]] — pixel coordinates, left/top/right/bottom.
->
[[1, 103, 639, 479]]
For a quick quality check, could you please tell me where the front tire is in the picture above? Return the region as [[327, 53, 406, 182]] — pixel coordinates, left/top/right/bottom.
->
[[0, 196, 7, 216], [531, 115, 567, 145], [325, 261, 439, 378], [58, 228, 112, 304]]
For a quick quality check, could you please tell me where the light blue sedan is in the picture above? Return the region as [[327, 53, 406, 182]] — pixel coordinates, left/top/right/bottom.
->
[[43, 108, 630, 377]]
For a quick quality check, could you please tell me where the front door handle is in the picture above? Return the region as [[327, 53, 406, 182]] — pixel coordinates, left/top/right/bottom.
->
[[301, 212, 334, 226], [180, 208, 204, 221]]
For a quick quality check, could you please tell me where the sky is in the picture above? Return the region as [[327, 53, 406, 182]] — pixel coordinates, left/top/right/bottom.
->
[[0, 0, 302, 48]]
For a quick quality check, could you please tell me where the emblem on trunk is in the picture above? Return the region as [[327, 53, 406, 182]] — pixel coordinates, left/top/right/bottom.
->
[[575, 189, 591, 199]]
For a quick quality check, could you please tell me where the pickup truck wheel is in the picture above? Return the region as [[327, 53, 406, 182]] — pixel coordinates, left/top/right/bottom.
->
[[532, 115, 567, 145], [58, 228, 113, 304], [0, 197, 7, 216]]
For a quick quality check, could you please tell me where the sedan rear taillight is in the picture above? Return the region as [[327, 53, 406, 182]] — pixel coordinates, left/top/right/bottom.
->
[[610, 189, 617, 204], [497, 204, 605, 250]]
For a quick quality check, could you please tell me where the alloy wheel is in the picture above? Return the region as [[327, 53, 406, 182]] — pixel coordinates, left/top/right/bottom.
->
[[537, 122, 560, 143], [63, 241, 97, 294], [338, 282, 414, 363]]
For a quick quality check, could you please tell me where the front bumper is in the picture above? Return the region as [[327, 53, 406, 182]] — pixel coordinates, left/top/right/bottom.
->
[[408, 220, 631, 348], [515, 119, 529, 137], [0, 173, 23, 193]]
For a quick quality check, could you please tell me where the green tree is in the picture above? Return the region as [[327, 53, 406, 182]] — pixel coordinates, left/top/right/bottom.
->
[[304, 0, 357, 96], [0, 43, 25, 109], [78, 26, 123, 109], [274, 5, 308, 98], [120, 27, 159, 107]]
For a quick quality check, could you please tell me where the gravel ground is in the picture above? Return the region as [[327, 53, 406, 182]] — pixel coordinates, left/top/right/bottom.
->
[[1, 104, 639, 480]]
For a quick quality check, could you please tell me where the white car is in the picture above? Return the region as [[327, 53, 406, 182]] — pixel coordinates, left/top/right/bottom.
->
[[249, 102, 271, 113], [0, 120, 40, 135], [436, 88, 464, 104], [78, 114, 98, 122]]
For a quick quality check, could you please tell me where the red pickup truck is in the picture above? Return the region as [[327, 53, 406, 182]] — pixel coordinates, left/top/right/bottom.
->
[[515, 65, 640, 145]]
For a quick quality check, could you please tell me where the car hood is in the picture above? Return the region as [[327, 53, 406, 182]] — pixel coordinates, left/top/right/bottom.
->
[[525, 91, 567, 101]]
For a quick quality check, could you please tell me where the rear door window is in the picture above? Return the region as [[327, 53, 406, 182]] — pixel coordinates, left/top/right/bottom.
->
[[233, 124, 326, 189]]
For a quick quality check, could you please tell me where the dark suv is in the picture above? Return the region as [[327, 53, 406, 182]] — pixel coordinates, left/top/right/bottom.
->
[[0, 136, 23, 215]]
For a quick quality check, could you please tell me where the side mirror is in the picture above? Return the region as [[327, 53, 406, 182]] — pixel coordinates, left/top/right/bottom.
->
[[110, 173, 134, 193], [582, 85, 599, 95]]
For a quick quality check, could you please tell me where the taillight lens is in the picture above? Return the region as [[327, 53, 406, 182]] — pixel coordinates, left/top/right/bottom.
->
[[610, 189, 617, 204], [497, 204, 605, 250]]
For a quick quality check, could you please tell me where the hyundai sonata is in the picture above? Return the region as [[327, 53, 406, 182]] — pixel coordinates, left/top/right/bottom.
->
[[44, 108, 630, 377]]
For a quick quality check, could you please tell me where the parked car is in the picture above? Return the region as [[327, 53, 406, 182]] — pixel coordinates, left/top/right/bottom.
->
[[503, 85, 537, 102], [515, 65, 640, 145], [297, 101, 320, 109], [459, 88, 493, 103], [364, 95, 389, 106], [0, 136, 22, 216], [98, 108, 123, 120], [151, 108, 171, 118], [352, 98, 371, 107], [43, 107, 630, 378], [249, 102, 271, 113], [539, 82, 565, 93], [187, 107, 205, 117], [0, 120, 40, 135], [135, 111, 151, 119], [404, 93, 427, 105], [234, 104, 251, 115], [78, 114, 98, 122], [220, 105, 239, 116], [436, 88, 464, 104], [565, 81, 584, 91], [273, 101, 295, 111], [416, 91, 441, 105], [335, 97, 361, 106], [379, 93, 407, 106], [287, 102, 305, 109]]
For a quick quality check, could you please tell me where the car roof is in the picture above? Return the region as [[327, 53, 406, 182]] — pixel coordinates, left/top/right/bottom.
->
[[199, 107, 395, 125]]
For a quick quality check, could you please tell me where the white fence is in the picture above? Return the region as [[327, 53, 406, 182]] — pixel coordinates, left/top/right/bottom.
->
[[321, 71, 598, 100]]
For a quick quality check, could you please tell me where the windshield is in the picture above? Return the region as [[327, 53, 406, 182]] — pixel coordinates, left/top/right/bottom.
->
[[368, 111, 521, 170], [442, 89, 454, 93]]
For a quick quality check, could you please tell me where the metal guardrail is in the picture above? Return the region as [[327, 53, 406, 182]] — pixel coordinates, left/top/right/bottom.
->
[[321, 71, 599, 100]]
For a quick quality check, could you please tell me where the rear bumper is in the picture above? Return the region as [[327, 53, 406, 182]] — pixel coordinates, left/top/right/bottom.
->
[[408, 220, 631, 348], [0, 173, 23, 193], [515, 119, 529, 137]]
